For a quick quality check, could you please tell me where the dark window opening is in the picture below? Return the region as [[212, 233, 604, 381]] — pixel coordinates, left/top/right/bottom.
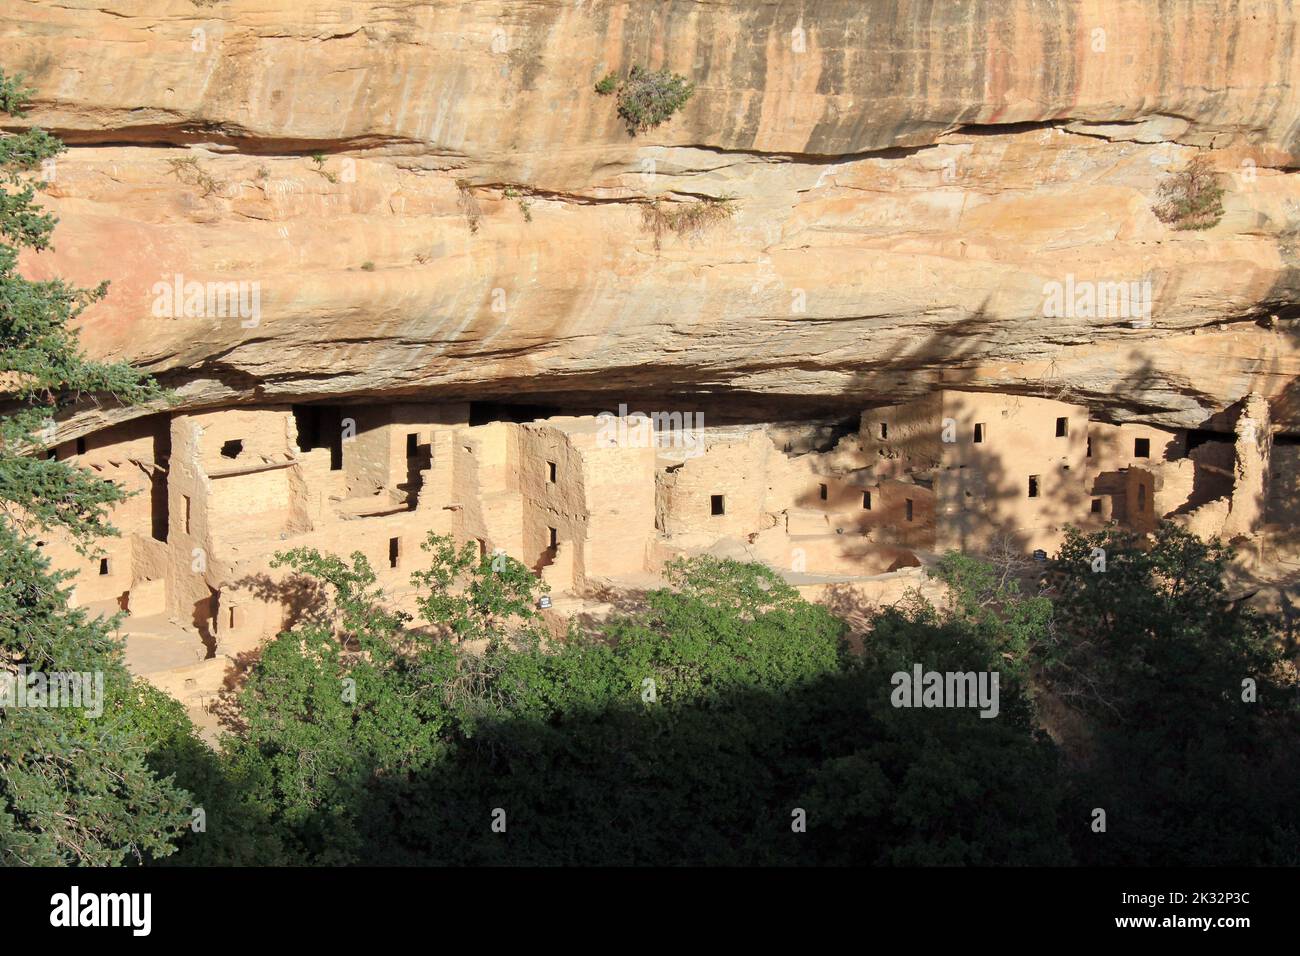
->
[[99, 558, 110, 576], [1028, 475, 1040, 498], [974, 423, 985, 443], [548, 461, 557, 483], [76, 437, 87, 455], [228, 607, 238, 630], [879, 422, 888, 440], [862, 491, 872, 510], [477, 539, 487, 559], [220, 439, 243, 459], [291, 405, 345, 470], [1134, 438, 1150, 458], [819, 483, 828, 501], [548, 527, 558, 549], [1091, 498, 1102, 513], [1055, 417, 1068, 438], [402, 436, 432, 509], [1086, 436, 1093, 458], [151, 472, 168, 542], [905, 498, 914, 522], [1186, 428, 1235, 452], [388, 537, 401, 569], [710, 494, 725, 516], [46, 448, 57, 460]]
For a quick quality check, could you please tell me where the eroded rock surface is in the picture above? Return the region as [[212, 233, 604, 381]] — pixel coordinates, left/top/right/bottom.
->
[[4, 0, 1300, 432]]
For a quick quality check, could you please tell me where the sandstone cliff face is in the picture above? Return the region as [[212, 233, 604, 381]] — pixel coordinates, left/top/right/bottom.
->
[[4, 0, 1300, 432]]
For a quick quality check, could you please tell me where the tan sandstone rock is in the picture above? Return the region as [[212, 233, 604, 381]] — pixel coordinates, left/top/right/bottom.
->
[[2, 0, 1299, 435]]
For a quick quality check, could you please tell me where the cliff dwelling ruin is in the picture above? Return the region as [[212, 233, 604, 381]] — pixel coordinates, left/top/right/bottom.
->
[[39, 389, 1287, 732]]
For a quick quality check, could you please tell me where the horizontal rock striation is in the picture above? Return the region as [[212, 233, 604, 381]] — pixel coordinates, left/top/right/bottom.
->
[[4, 0, 1300, 433]]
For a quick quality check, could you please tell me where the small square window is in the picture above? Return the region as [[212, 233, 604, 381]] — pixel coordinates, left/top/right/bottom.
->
[[1028, 475, 1040, 498], [1055, 417, 1068, 438], [547, 461, 557, 483], [862, 491, 872, 510], [220, 438, 243, 459], [710, 494, 725, 516], [819, 483, 828, 501], [973, 423, 985, 443], [1134, 438, 1150, 458], [1091, 498, 1102, 513]]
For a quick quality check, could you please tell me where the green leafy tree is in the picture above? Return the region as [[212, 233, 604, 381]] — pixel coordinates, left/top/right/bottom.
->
[[0, 70, 191, 865], [1042, 524, 1300, 864], [797, 559, 1069, 865], [221, 546, 459, 863], [597, 65, 695, 135], [410, 532, 548, 646]]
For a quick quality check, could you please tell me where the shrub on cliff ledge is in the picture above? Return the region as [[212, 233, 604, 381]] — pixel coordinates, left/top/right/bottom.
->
[[1153, 154, 1225, 231], [597, 65, 694, 136], [640, 196, 735, 250]]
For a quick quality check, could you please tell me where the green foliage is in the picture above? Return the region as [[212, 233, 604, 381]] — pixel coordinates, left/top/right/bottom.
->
[[598, 65, 695, 135], [0, 69, 189, 865], [162, 521, 1299, 866], [1153, 154, 1225, 231], [1042, 525, 1299, 864], [192, 547, 1073, 864], [164, 155, 224, 198], [593, 72, 618, 96], [308, 153, 337, 184], [798, 560, 1068, 865], [409, 532, 548, 643], [502, 186, 533, 222]]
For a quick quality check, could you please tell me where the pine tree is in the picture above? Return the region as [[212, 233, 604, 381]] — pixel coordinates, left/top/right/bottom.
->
[[0, 70, 192, 865]]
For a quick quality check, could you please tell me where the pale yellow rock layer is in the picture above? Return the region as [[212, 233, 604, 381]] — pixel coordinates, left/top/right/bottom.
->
[[3, 1, 1300, 432]]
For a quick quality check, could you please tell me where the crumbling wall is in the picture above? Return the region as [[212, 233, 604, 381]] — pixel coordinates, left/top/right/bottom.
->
[[1222, 393, 1272, 538]]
